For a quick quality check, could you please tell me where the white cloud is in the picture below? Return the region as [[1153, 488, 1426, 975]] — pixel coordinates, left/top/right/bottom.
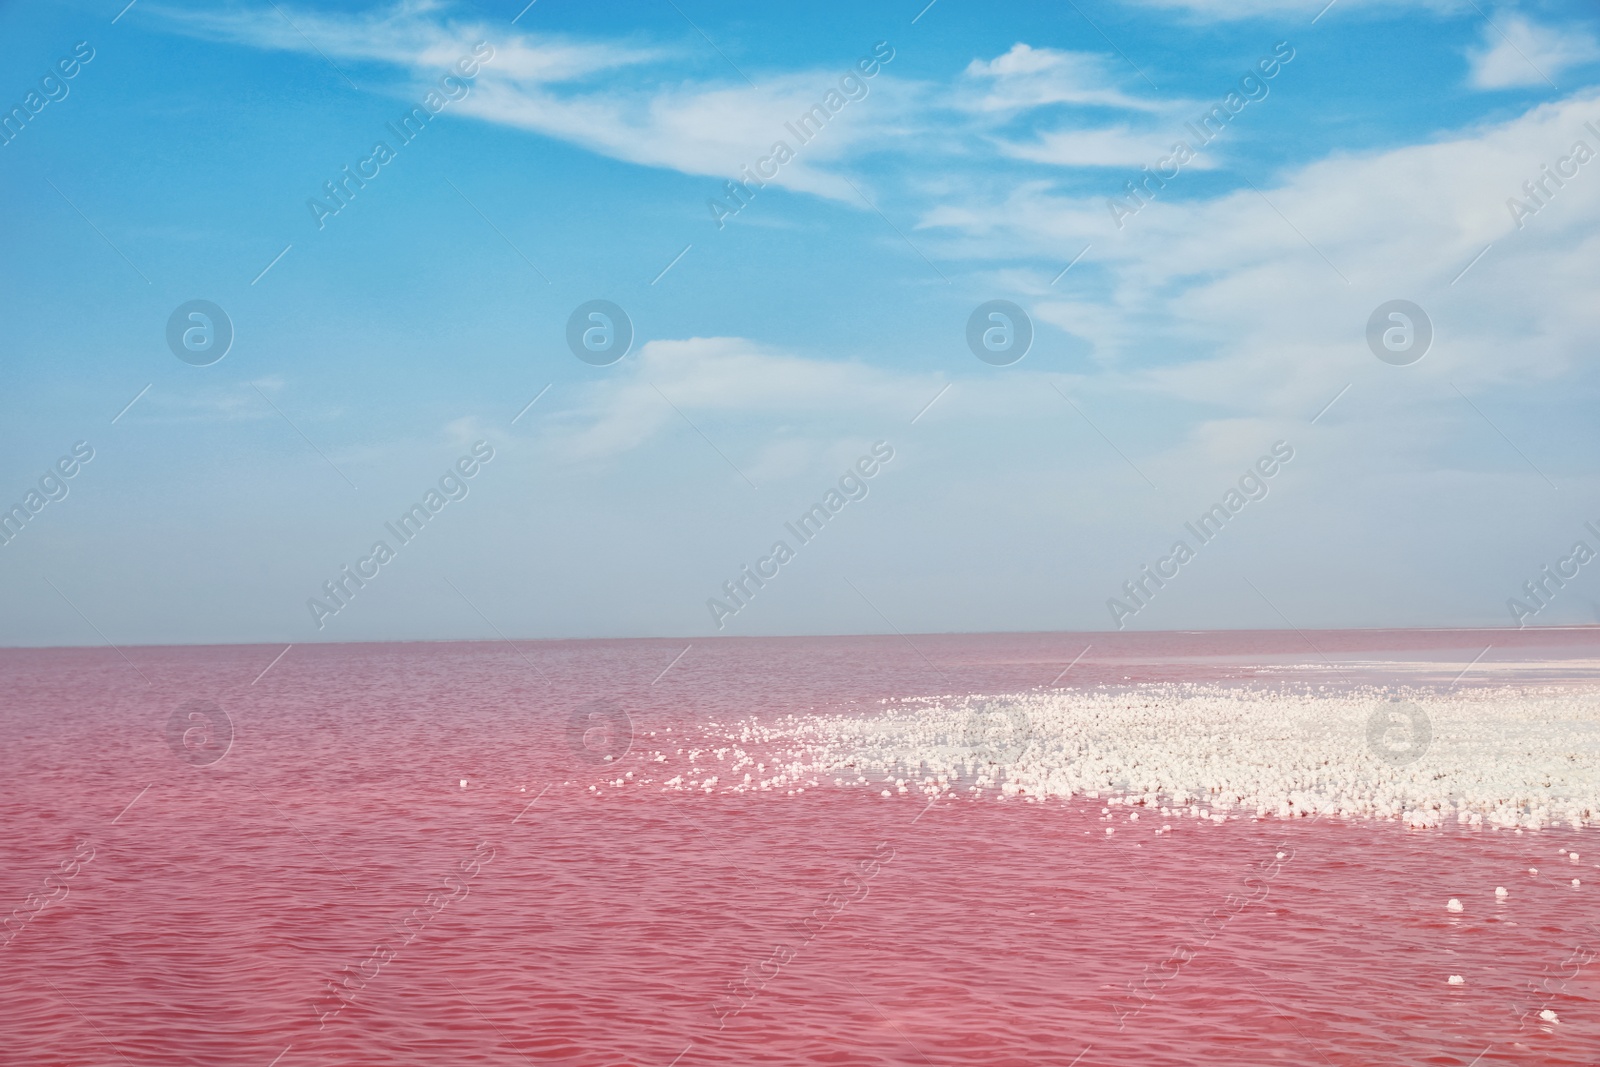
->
[[148, 0, 655, 83], [151, 1, 906, 203], [959, 44, 1162, 113], [916, 87, 1600, 460], [459, 72, 900, 203], [1467, 13, 1600, 89], [545, 336, 942, 463]]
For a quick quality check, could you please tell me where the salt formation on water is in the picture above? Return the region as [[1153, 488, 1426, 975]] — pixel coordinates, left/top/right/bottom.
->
[[717, 683, 1600, 830]]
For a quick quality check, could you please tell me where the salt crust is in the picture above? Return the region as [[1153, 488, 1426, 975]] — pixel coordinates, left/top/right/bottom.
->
[[721, 684, 1600, 830]]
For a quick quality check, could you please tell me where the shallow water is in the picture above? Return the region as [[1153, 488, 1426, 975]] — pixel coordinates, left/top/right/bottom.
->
[[2, 631, 1597, 1065]]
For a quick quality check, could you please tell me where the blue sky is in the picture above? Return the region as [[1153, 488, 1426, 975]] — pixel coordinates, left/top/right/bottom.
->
[[4, 0, 1600, 646]]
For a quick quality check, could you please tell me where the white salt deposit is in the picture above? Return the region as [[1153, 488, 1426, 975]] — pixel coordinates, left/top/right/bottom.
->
[[723, 683, 1600, 828], [1446, 899, 1463, 912], [1448, 975, 1465, 985]]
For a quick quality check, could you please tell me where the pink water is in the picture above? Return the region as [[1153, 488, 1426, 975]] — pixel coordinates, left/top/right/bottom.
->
[[2, 630, 1598, 1066]]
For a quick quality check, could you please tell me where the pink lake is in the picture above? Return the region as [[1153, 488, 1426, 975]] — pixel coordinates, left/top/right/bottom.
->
[[1, 629, 1597, 1066]]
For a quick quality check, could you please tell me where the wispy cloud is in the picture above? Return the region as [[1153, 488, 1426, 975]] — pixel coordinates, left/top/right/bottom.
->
[[148, 3, 1187, 204], [460, 71, 904, 202], [921, 86, 1600, 425], [958, 44, 1165, 114], [1466, 13, 1600, 89], [542, 336, 939, 462], [151, 2, 925, 202], [148, 0, 656, 82]]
